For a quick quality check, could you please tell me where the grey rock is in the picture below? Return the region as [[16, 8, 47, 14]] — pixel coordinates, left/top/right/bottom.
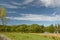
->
[[0, 35, 11, 40]]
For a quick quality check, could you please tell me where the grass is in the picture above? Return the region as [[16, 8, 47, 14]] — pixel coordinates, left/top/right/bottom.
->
[[0, 32, 60, 40]]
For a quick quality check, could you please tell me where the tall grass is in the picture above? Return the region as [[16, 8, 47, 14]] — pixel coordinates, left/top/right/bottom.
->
[[0, 32, 60, 40]]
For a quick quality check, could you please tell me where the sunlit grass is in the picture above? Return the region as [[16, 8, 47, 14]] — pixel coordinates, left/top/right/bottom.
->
[[0, 32, 60, 40]]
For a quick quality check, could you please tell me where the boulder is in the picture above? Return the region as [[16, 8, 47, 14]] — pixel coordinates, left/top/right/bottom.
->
[[0, 35, 11, 40]]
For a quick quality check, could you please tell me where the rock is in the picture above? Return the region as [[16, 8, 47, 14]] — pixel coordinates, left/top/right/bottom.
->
[[0, 34, 11, 40]]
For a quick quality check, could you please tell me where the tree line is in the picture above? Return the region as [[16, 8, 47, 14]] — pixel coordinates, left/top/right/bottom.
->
[[0, 24, 60, 33]]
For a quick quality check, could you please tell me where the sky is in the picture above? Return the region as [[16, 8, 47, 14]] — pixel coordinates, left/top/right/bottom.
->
[[0, 0, 60, 26]]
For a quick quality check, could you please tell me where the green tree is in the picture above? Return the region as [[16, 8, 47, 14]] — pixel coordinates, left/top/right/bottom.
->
[[47, 24, 55, 33], [17, 24, 28, 33], [0, 7, 7, 25], [29, 24, 44, 33], [57, 24, 60, 33]]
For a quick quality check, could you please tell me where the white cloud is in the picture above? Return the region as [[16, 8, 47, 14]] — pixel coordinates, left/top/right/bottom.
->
[[22, 0, 60, 8], [11, 1, 22, 5], [6, 0, 60, 8], [40, 0, 60, 7], [23, 0, 34, 4], [40, 0, 53, 7], [10, 0, 34, 6], [6, 14, 60, 21], [8, 11, 16, 13], [19, 6, 27, 9], [0, 3, 18, 8]]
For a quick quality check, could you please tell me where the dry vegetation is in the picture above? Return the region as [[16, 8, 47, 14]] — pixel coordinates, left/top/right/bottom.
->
[[39, 33, 60, 38]]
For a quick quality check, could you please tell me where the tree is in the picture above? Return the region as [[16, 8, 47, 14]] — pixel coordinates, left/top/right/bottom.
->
[[0, 7, 7, 25], [47, 24, 55, 33], [57, 24, 60, 33], [17, 24, 28, 33], [29, 24, 44, 33]]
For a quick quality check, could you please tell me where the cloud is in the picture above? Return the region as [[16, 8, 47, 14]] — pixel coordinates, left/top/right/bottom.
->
[[11, 0, 34, 5], [0, 3, 18, 9], [11, 1, 22, 5], [52, 12, 57, 15], [16, 0, 60, 8], [4, 0, 60, 8], [40, 0, 60, 7], [8, 11, 16, 13], [22, 0, 34, 4], [6, 14, 60, 21]]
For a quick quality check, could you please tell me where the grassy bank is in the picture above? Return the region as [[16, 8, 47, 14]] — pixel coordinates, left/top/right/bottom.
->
[[0, 32, 60, 40]]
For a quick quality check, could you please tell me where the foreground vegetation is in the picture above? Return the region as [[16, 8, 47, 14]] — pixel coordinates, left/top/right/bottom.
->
[[0, 32, 60, 40]]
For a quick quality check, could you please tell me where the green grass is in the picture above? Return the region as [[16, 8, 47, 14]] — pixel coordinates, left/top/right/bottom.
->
[[0, 32, 60, 40]]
